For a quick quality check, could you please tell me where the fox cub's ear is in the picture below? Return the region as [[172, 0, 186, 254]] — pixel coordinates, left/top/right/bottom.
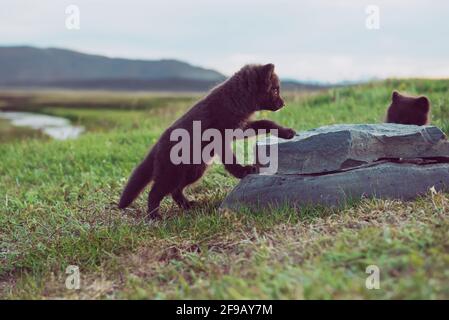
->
[[261, 64, 275, 79], [260, 64, 275, 90], [417, 96, 430, 113], [392, 90, 401, 102]]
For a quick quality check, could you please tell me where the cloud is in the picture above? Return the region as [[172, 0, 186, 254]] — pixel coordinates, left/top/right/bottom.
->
[[0, 0, 448, 81]]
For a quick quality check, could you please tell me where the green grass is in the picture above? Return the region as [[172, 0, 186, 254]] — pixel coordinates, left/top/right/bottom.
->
[[1, 79, 449, 299]]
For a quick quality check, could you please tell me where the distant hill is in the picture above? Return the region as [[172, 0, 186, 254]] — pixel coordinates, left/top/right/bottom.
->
[[281, 80, 330, 91], [0, 46, 226, 90], [0, 46, 326, 91]]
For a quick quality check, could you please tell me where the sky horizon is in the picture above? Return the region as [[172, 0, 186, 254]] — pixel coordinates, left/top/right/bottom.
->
[[1, 0, 448, 83]]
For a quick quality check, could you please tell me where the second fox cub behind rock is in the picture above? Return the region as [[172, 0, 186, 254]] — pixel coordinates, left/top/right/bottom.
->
[[386, 90, 430, 125], [119, 64, 296, 219]]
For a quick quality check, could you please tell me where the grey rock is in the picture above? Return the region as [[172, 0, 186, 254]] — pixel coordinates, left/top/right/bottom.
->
[[256, 124, 449, 174], [222, 124, 449, 211], [221, 162, 449, 211]]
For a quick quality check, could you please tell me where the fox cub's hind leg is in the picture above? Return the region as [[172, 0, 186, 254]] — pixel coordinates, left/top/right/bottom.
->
[[147, 180, 173, 220], [172, 189, 193, 209], [170, 164, 207, 211]]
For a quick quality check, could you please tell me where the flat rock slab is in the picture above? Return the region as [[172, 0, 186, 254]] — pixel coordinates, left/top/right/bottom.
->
[[221, 163, 449, 211], [257, 124, 449, 174]]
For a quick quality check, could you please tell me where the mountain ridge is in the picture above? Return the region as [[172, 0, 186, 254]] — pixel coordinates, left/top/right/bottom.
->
[[0, 46, 326, 91]]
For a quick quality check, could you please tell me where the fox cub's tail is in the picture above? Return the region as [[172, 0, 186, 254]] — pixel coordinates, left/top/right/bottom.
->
[[118, 150, 155, 209]]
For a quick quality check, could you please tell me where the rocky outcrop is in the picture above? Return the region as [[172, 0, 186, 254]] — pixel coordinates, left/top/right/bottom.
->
[[222, 124, 449, 211]]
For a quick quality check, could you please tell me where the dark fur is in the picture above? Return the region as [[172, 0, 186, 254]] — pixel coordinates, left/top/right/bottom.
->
[[119, 64, 295, 219], [386, 91, 430, 125]]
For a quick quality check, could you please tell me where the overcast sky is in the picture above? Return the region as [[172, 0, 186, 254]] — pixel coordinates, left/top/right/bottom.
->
[[1, 0, 448, 82]]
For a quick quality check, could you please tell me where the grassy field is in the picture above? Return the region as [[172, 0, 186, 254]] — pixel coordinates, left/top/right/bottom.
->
[[1, 79, 449, 299]]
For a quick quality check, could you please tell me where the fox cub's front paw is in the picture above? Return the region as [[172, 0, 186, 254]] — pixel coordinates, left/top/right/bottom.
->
[[237, 165, 259, 179], [279, 128, 296, 139], [244, 165, 259, 175], [228, 164, 259, 179]]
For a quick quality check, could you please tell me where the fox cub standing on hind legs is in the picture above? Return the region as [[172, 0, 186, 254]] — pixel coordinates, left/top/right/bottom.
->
[[119, 64, 296, 219]]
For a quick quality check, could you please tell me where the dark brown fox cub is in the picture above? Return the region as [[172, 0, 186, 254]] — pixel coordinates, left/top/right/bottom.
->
[[386, 91, 430, 125], [119, 64, 296, 219]]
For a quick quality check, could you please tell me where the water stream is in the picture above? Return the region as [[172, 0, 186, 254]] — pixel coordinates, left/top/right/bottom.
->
[[0, 111, 84, 140]]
